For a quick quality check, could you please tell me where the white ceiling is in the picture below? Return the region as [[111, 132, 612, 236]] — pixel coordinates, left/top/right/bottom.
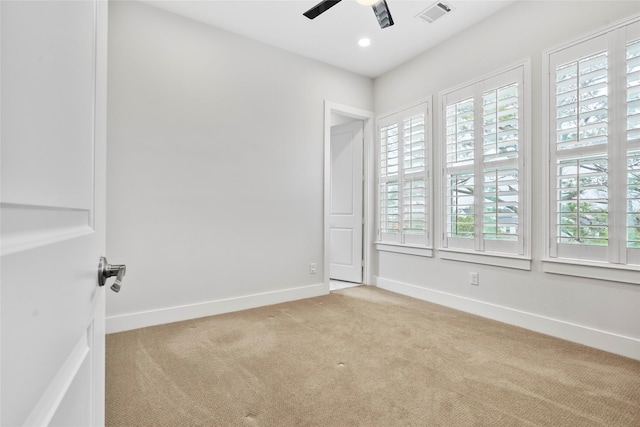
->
[[141, 0, 518, 78]]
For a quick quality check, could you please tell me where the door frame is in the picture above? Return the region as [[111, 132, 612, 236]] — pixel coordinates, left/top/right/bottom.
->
[[323, 101, 374, 290]]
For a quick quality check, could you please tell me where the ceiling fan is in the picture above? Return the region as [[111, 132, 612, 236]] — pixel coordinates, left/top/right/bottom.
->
[[303, 0, 394, 29]]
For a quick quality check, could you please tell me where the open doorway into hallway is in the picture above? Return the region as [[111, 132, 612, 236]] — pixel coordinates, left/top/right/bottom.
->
[[323, 102, 374, 292]]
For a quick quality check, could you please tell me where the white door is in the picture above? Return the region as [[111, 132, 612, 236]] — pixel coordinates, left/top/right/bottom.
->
[[1, 0, 108, 425], [329, 121, 364, 283]]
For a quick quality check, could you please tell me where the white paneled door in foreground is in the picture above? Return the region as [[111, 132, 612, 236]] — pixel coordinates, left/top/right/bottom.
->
[[330, 121, 364, 283], [1, 1, 108, 425]]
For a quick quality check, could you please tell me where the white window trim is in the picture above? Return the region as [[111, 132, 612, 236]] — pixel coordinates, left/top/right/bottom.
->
[[439, 249, 531, 270], [375, 98, 433, 253], [438, 60, 532, 267], [375, 242, 433, 257], [541, 13, 640, 283], [542, 258, 640, 285]]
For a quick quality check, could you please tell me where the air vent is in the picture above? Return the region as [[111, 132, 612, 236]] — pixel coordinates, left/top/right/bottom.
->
[[417, 2, 452, 23]]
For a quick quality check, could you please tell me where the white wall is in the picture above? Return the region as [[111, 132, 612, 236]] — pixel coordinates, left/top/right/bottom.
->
[[106, 1, 373, 331], [373, 1, 640, 359]]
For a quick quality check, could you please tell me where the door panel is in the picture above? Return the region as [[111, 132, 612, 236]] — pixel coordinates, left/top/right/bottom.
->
[[1, 0, 107, 425], [1, 0, 95, 209], [329, 121, 363, 283], [330, 228, 354, 266], [48, 333, 92, 427], [330, 140, 354, 215]]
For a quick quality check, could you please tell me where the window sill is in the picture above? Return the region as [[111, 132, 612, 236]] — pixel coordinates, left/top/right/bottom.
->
[[542, 258, 640, 285], [375, 242, 433, 257], [439, 249, 531, 270]]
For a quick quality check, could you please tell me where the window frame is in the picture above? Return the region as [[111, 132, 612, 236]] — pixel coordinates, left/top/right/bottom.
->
[[542, 14, 640, 284], [375, 99, 433, 257], [439, 61, 532, 270]]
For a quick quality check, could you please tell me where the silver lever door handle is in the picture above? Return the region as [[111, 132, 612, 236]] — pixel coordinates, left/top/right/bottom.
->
[[98, 256, 127, 293]]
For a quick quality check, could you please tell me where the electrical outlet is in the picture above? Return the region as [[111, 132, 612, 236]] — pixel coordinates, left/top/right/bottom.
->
[[309, 263, 317, 274], [470, 272, 479, 286]]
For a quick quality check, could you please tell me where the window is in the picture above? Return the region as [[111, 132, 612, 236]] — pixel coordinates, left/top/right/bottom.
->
[[441, 63, 529, 264], [546, 19, 640, 272], [377, 101, 431, 254]]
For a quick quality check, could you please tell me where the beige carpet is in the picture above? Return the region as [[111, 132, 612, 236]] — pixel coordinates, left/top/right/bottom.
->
[[106, 286, 640, 426]]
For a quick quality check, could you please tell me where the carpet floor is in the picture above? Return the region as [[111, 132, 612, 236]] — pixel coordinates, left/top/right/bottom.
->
[[106, 286, 640, 426]]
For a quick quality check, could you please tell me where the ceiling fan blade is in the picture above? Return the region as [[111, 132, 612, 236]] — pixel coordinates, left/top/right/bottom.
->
[[372, 0, 394, 29], [303, 0, 342, 20]]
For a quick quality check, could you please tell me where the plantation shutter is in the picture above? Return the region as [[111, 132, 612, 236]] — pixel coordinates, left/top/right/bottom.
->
[[443, 66, 524, 255], [379, 121, 400, 241], [626, 22, 640, 265], [549, 34, 610, 261], [444, 90, 475, 250], [402, 112, 427, 244], [548, 21, 640, 265], [378, 102, 429, 246]]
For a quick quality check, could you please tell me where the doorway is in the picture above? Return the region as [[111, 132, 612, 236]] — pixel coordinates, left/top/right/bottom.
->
[[330, 119, 363, 288], [323, 102, 374, 292]]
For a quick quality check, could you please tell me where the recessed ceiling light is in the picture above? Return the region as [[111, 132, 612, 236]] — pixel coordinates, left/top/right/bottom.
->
[[356, 0, 378, 5], [358, 38, 371, 47]]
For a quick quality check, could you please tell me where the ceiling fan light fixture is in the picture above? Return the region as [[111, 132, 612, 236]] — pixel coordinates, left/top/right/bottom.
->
[[303, 0, 393, 29]]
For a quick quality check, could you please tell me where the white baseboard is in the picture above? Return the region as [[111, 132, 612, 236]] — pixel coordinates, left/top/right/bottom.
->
[[374, 276, 640, 361], [106, 282, 328, 334]]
